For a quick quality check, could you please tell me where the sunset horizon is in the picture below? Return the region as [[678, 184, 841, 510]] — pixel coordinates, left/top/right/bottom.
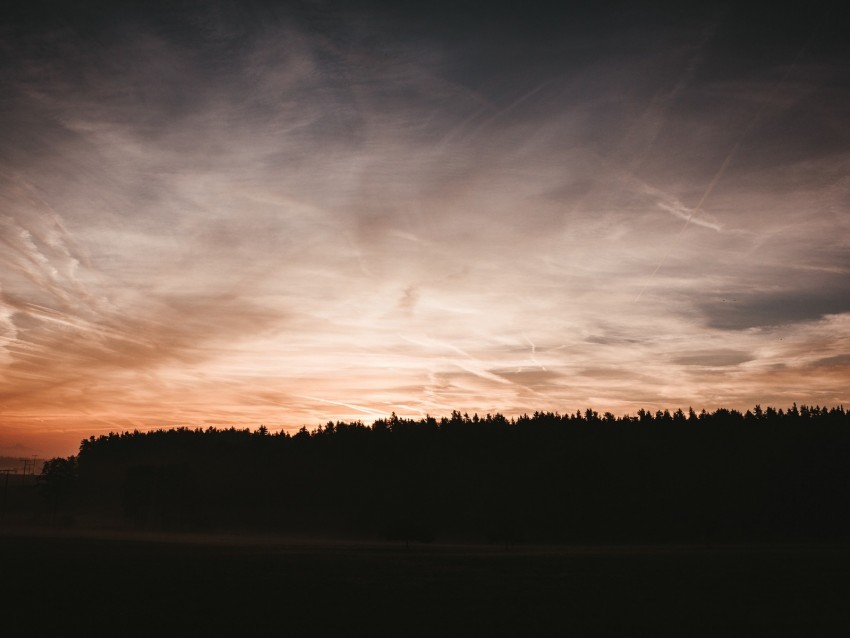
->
[[5, 400, 850, 459], [2, 1, 849, 459]]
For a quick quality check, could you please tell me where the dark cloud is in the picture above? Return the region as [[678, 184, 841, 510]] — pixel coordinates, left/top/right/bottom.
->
[[673, 349, 753, 367], [585, 334, 641, 346], [490, 368, 562, 387], [699, 280, 850, 330], [816, 354, 850, 367]]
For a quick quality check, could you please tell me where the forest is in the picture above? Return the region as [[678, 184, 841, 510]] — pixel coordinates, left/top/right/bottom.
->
[[37, 404, 850, 545]]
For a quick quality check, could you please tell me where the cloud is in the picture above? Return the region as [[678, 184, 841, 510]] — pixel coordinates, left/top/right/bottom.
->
[[1, 2, 848, 455], [673, 349, 753, 367], [697, 272, 850, 330]]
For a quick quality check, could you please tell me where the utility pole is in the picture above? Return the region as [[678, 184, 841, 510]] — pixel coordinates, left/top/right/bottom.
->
[[0, 469, 12, 522], [19, 456, 40, 484], [31, 455, 40, 485]]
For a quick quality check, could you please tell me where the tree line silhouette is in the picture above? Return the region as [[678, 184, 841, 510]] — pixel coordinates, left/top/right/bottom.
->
[[40, 404, 850, 544]]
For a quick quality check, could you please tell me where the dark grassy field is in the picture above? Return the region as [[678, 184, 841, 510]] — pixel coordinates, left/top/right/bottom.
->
[[2, 530, 849, 636]]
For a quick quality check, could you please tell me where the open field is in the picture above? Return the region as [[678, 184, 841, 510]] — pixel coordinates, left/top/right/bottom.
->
[[2, 529, 849, 636]]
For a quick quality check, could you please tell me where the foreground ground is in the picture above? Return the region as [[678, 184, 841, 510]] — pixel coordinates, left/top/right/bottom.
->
[[1, 529, 849, 636]]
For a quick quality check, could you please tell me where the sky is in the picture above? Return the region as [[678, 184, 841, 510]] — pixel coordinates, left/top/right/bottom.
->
[[1, 1, 849, 456]]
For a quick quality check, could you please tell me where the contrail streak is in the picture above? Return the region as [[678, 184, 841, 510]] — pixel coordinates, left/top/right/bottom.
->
[[297, 395, 387, 417], [634, 43, 808, 302]]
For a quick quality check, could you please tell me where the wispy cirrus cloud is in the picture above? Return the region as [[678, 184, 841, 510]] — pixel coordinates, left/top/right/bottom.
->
[[1, 1, 848, 455]]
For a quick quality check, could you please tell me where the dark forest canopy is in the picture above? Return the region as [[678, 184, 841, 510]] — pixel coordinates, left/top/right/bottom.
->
[[40, 404, 850, 545], [78, 402, 850, 444]]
